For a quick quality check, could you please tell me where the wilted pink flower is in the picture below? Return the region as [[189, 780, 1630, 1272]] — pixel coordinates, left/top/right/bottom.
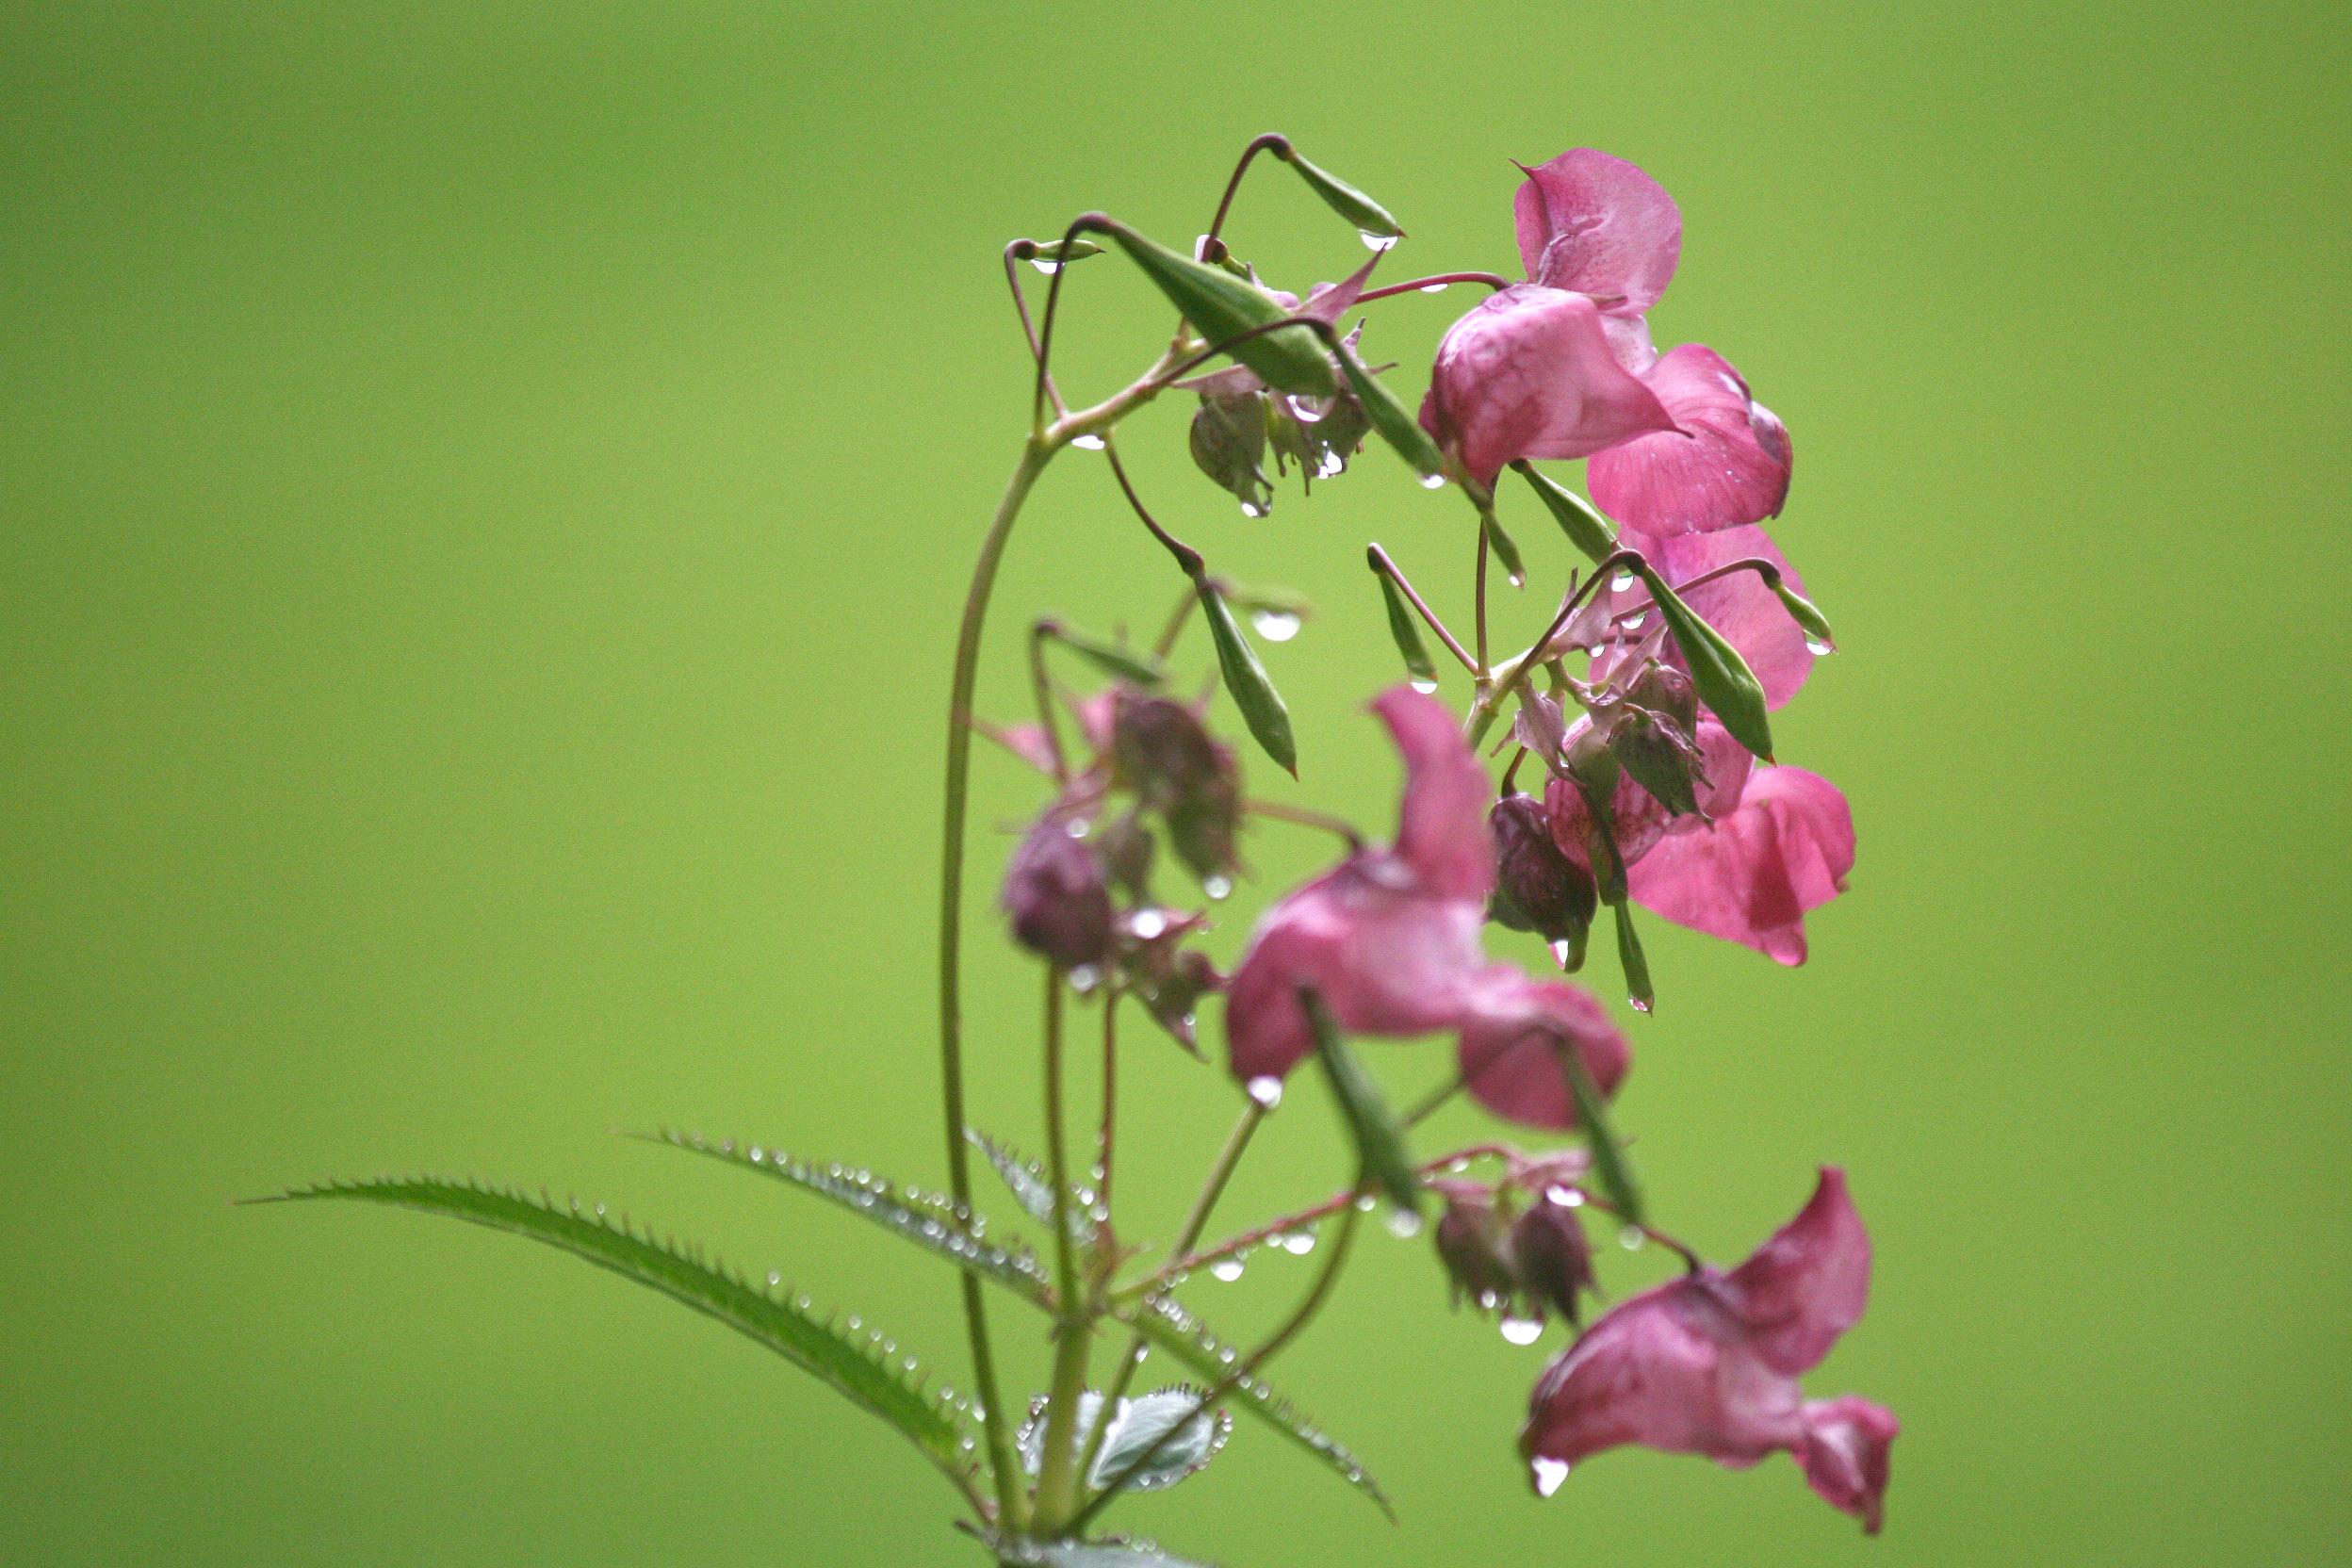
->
[[1522, 1168, 1897, 1534], [1420, 150, 1789, 514], [1222, 687, 1498, 1086]]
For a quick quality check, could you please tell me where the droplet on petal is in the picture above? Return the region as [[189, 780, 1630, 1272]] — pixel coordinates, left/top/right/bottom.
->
[[1610, 569, 1637, 592], [1532, 1457, 1572, 1497]]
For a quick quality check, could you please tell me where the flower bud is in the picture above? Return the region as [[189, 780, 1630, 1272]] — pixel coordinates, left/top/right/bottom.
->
[[1117, 908, 1221, 1054], [1094, 810, 1156, 903], [1623, 660, 1698, 733], [1112, 693, 1244, 884], [1433, 1195, 1518, 1313], [1489, 793, 1596, 967], [1606, 704, 1704, 818], [1188, 391, 1274, 516], [1510, 1193, 1595, 1326], [1003, 803, 1113, 968]]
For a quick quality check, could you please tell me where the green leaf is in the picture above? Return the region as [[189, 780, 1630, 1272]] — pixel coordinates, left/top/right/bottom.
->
[[970, 1128, 1097, 1259], [1019, 1388, 1230, 1494], [1331, 336, 1446, 482], [1102, 221, 1337, 397], [1369, 554, 1436, 683], [1045, 621, 1166, 688], [1559, 1027, 1644, 1229], [1512, 461, 1618, 564], [1300, 988, 1422, 1219], [1112, 1294, 1391, 1517], [1274, 146, 1405, 240], [1196, 580, 1296, 776], [1636, 566, 1774, 760], [651, 1130, 1055, 1308], [260, 1177, 977, 1484], [1610, 898, 1654, 1016]]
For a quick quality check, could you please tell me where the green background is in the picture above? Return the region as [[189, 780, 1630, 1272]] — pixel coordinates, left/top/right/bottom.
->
[[5, 3, 2345, 1563]]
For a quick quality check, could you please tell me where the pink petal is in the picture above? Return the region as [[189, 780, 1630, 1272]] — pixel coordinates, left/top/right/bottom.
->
[[1300, 254, 1380, 325], [1511, 149, 1683, 312], [1624, 525, 1817, 712], [1456, 974, 1630, 1130], [1426, 285, 1677, 487], [1522, 1277, 1804, 1476], [1375, 686, 1494, 903], [1588, 345, 1791, 536], [1626, 766, 1854, 965], [1722, 1168, 1872, 1376], [988, 723, 1062, 776], [1221, 857, 1488, 1083], [1542, 719, 1750, 872], [1796, 1396, 1900, 1535]]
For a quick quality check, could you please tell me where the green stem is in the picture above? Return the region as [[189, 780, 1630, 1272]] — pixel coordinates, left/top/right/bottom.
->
[[1074, 1102, 1264, 1493], [1033, 967, 1094, 1533]]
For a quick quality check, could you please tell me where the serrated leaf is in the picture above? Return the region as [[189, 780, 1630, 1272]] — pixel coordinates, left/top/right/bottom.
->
[[261, 1177, 976, 1486], [1112, 1294, 1390, 1516], [652, 1131, 1055, 1309], [970, 1128, 1097, 1259], [1093, 1386, 1231, 1494], [1197, 580, 1296, 777]]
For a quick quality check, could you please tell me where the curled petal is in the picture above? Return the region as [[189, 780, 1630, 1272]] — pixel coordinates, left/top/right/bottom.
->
[[1626, 766, 1854, 965], [1723, 1167, 1872, 1376], [1522, 1279, 1804, 1475], [1797, 1397, 1900, 1535], [1377, 686, 1495, 903], [1588, 345, 1792, 536], [1511, 149, 1682, 312], [1299, 253, 1380, 324], [1425, 285, 1677, 487], [1456, 974, 1629, 1130]]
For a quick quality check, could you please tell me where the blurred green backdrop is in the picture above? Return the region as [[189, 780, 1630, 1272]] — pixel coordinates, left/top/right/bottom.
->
[[4, 3, 2346, 1564]]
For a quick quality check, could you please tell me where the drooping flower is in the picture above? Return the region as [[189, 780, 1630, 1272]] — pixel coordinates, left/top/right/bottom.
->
[[1221, 687, 1497, 1086], [1419, 149, 1791, 523], [1625, 765, 1854, 966], [1453, 975, 1629, 1131], [1522, 1168, 1897, 1534]]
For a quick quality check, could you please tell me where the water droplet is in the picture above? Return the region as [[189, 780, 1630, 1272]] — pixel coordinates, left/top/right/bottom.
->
[[1385, 1208, 1424, 1239], [1508, 568, 1527, 589], [1069, 964, 1101, 992], [1065, 816, 1090, 839], [1618, 1225, 1647, 1251], [1203, 874, 1233, 902], [1500, 1315, 1544, 1346], [1131, 908, 1168, 940], [1609, 569, 1637, 592], [1070, 433, 1105, 450], [1548, 939, 1573, 968], [1239, 500, 1266, 519], [1805, 636, 1835, 656], [766, 1270, 782, 1287], [1283, 1230, 1316, 1255], [1265, 1231, 1289, 1252], [1621, 612, 1647, 631], [1410, 677, 1439, 694], [1251, 609, 1302, 643], [1419, 472, 1447, 490], [1419, 281, 1450, 294], [1628, 994, 1652, 1014], [1545, 1184, 1582, 1206], [1029, 258, 1062, 276], [1315, 452, 1345, 480], [1359, 230, 1400, 253], [1211, 1257, 1247, 1282], [1245, 1074, 1283, 1109], [1532, 1457, 1572, 1497], [1354, 1194, 1378, 1212], [846, 1315, 863, 1331], [1477, 1289, 1502, 1311]]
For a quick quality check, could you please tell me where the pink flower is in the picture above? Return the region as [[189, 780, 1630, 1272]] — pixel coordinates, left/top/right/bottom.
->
[[1453, 976, 1629, 1131], [1625, 765, 1854, 966], [1419, 149, 1790, 517], [1222, 687, 1499, 1086], [1575, 525, 1819, 712], [1522, 1168, 1897, 1534]]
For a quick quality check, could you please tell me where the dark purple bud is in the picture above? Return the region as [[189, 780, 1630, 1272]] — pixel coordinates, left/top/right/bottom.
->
[[1113, 693, 1244, 885], [1433, 1195, 1520, 1314], [1489, 793, 1597, 966], [1095, 810, 1156, 903], [1510, 1193, 1595, 1325], [1003, 804, 1113, 968]]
